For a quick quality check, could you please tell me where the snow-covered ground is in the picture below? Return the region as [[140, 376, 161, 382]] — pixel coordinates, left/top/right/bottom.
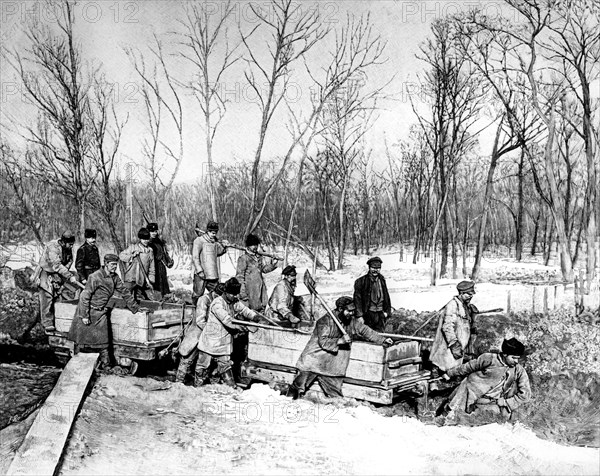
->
[[59, 376, 599, 475]]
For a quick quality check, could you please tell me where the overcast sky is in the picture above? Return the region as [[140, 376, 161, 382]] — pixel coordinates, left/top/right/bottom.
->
[[0, 1, 530, 183]]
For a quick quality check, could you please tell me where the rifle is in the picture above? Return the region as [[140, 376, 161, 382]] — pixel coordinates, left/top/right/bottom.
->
[[194, 224, 283, 261]]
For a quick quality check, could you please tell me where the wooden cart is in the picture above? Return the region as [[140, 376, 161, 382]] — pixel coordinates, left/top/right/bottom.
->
[[241, 325, 431, 405], [48, 297, 193, 374]]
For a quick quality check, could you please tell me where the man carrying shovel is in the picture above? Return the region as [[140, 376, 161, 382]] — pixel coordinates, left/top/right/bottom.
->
[[287, 296, 393, 399], [119, 227, 156, 302]]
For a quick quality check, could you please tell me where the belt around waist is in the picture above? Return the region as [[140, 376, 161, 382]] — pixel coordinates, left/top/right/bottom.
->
[[90, 305, 108, 312]]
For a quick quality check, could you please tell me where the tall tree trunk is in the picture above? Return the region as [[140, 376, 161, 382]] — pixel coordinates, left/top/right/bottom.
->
[[337, 176, 349, 270], [515, 150, 525, 261], [531, 208, 541, 256], [472, 126, 502, 280]]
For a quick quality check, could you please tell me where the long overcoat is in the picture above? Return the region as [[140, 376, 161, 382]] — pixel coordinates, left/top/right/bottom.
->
[[430, 297, 473, 371], [149, 237, 173, 295], [447, 352, 531, 413], [296, 313, 386, 377], [236, 253, 278, 311], [69, 268, 139, 348]]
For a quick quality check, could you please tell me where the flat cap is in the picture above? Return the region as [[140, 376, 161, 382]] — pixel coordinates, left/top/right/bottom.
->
[[104, 253, 119, 263], [335, 296, 356, 311], [501, 338, 525, 356], [282, 265, 297, 276], [146, 223, 158, 232], [457, 280, 476, 293], [366, 256, 382, 267], [84, 229, 96, 239]]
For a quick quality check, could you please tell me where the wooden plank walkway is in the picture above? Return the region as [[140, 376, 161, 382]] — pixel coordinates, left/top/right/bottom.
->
[[6, 352, 99, 476]]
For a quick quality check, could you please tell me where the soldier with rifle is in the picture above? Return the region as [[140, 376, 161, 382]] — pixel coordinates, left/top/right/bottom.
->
[[75, 229, 101, 285], [147, 222, 174, 298]]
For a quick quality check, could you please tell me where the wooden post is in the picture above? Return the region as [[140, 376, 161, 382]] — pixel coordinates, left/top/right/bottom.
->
[[554, 284, 558, 311], [574, 272, 580, 314], [532, 287, 537, 314], [543, 286, 549, 314], [506, 290, 512, 313]]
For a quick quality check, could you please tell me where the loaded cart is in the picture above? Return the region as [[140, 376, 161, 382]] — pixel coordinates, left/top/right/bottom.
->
[[48, 297, 193, 374], [241, 325, 431, 405]]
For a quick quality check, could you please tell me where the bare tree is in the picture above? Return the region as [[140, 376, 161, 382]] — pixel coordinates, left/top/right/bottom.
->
[[125, 35, 184, 236], [412, 17, 486, 283], [5, 0, 101, 237], [177, 1, 241, 220]]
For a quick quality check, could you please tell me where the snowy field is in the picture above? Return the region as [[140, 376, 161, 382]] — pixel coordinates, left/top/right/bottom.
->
[[57, 376, 599, 476]]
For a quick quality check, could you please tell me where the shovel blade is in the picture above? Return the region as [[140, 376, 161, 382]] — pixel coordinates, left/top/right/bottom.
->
[[303, 269, 316, 294]]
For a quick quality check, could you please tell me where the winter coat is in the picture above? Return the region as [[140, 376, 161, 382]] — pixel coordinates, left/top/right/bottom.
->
[[430, 297, 474, 371], [268, 279, 295, 319], [192, 233, 226, 280], [447, 352, 531, 413], [36, 240, 74, 292], [178, 293, 215, 357], [69, 268, 139, 347], [119, 243, 155, 287], [75, 242, 101, 282], [149, 237, 173, 295], [197, 295, 256, 356], [296, 312, 386, 377], [236, 252, 278, 311], [353, 274, 392, 319]]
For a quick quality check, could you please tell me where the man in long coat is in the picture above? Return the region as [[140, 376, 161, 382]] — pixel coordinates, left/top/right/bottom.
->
[[34, 231, 79, 332], [192, 221, 227, 305], [69, 254, 140, 370], [437, 338, 531, 425], [75, 228, 101, 284], [353, 256, 392, 332], [430, 280, 478, 373], [196, 278, 258, 387], [236, 234, 279, 312], [288, 296, 393, 399], [175, 281, 224, 385], [147, 222, 174, 297], [119, 227, 155, 302], [268, 265, 303, 325]]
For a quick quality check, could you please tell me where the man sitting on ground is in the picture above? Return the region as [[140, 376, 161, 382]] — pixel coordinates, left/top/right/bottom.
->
[[436, 337, 531, 425]]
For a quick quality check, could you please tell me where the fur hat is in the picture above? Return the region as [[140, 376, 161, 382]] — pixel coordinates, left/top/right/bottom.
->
[[206, 221, 219, 232], [138, 228, 150, 240], [84, 229, 97, 239], [60, 231, 75, 244], [224, 277, 241, 296], [335, 296, 356, 311], [246, 234, 261, 247], [501, 338, 525, 356], [214, 283, 226, 296], [146, 223, 158, 232]]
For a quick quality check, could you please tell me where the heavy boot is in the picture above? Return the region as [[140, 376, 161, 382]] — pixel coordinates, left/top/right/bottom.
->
[[175, 356, 193, 384], [97, 349, 111, 373], [194, 368, 209, 387], [286, 385, 300, 400], [220, 369, 236, 388]]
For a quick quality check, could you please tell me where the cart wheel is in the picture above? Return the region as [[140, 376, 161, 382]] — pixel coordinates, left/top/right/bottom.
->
[[129, 361, 140, 376]]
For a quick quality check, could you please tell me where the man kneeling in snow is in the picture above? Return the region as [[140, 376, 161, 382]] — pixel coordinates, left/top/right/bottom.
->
[[287, 296, 393, 399], [436, 337, 531, 425]]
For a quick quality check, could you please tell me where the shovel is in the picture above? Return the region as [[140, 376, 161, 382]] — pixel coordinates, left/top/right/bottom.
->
[[303, 270, 350, 340]]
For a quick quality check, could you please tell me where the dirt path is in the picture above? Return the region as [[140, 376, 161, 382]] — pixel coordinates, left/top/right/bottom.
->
[[59, 376, 599, 475]]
